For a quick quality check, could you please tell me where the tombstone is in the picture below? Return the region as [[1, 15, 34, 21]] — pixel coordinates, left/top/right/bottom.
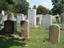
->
[[36, 15, 42, 27], [1, 10, 5, 16], [61, 13, 64, 23], [49, 24, 60, 43], [41, 14, 52, 28], [21, 14, 26, 20], [36, 17, 40, 25], [2, 15, 7, 21], [4, 20, 16, 34], [16, 14, 22, 24], [61, 16, 64, 23], [52, 16, 56, 23], [20, 20, 29, 39], [28, 8, 36, 26]]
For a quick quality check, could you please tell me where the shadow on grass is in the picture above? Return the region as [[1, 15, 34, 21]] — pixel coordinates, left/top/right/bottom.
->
[[0, 36, 27, 48]]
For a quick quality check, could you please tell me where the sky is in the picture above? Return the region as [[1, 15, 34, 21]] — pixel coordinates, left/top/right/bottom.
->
[[27, 0, 53, 10]]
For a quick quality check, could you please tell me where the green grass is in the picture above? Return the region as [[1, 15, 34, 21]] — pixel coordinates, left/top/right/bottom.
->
[[0, 26, 64, 48]]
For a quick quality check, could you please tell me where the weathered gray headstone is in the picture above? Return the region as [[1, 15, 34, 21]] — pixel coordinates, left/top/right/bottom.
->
[[61, 13, 64, 23], [20, 20, 29, 39], [41, 14, 52, 28], [61, 16, 64, 23], [49, 24, 60, 43]]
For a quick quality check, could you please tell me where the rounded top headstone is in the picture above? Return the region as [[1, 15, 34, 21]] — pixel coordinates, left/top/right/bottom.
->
[[49, 24, 60, 43], [50, 24, 60, 28]]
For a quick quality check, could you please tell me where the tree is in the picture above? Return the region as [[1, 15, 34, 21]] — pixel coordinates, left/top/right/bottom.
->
[[0, 0, 8, 12], [51, 0, 64, 15], [37, 5, 48, 14], [48, 10, 52, 15], [0, 0, 29, 15], [14, 0, 29, 15]]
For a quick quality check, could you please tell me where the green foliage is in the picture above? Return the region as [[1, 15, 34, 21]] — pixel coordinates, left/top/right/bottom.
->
[[13, 0, 29, 14], [48, 10, 52, 15], [0, 0, 29, 15], [0, 0, 8, 11], [37, 5, 48, 14], [51, 0, 64, 15]]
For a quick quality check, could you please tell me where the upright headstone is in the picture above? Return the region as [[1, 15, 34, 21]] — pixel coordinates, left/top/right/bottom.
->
[[41, 14, 52, 28], [28, 8, 36, 26], [60, 13, 64, 30], [49, 24, 60, 43], [1, 10, 5, 16], [2, 15, 7, 21], [52, 16, 56, 23], [61, 13, 64, 23], [4, 20, 16, 34], [21, 14, 26, 20], [16, 14, 22, 24], [36, 14, 42, 27], [1, 10, 6, 20], [20, 20, 29, 39]]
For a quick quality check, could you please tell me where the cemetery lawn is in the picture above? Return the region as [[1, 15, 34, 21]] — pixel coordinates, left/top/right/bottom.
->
[[0, 27, 64, 48]]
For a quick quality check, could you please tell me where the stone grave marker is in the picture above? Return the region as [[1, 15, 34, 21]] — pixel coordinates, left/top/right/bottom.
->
[[49, 24, 60, 43], [28, 8, 36, 26], [20, 20, 29, 40], [4, 20, 16, 34], [61, 13, 64, 23], [41, 14, 52, 29]]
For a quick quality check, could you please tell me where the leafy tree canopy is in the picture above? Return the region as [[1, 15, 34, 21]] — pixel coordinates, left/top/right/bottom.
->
[[36, 5, 48, 14], [51, 0, 64, 15], [0, 0, 29, 15]]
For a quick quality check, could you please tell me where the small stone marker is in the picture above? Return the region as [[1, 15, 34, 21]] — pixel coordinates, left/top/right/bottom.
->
[[20, 20, 29, 40], [49, 24, 60, 43]]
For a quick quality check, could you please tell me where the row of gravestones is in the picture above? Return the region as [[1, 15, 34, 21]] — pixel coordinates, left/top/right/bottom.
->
[[0, 16, 61, 43], [0, 10, 61, 43], [0, 19, 60, 43], [0, 19, 29, 40]]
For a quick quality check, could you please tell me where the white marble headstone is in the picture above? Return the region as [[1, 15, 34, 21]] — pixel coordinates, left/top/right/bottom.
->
[[28, 9, 36, 26]]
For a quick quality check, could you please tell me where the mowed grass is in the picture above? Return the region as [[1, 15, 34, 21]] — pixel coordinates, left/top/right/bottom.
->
[[0, 27, 64, 48]]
